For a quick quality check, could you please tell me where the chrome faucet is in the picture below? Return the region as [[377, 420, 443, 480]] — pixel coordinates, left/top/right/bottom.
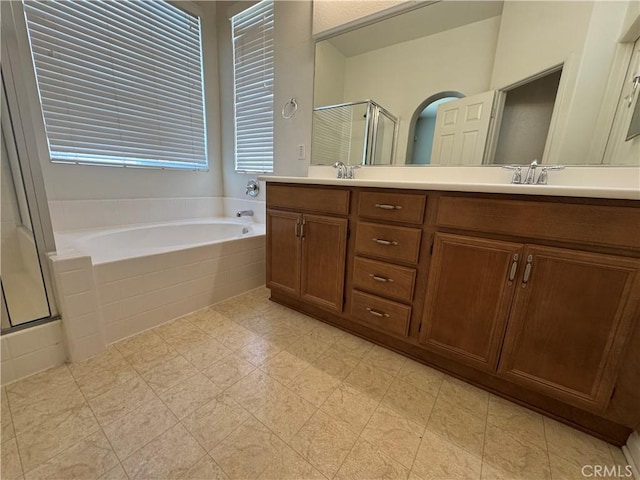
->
[[333, 161, 347, 179], [523, 159, 538, 184], [346, 165, 360, 179], [236, 210, 254, 217], [535, 165, 565, 185]]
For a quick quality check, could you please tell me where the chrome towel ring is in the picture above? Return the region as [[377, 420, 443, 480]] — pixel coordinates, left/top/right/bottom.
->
[[282, 98, 298, 119]]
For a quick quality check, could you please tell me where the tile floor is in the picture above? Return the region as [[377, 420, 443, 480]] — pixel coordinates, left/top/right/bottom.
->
[[0, 287, 631, 480]]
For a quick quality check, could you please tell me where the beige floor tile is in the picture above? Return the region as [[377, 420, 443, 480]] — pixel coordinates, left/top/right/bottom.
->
[[344, 362, 394, 400], [139, 355, 200, 395], [288, 365, 341, 408], [312, 346, 360, 380], [236, 337, 282, 367], [289, 409, 360, 479], [425, 396, 487, 457], [187, 309, 235, 335], [209, 322, 259, 351], [2, 438, 24, 480], [6, 366, 75, 404], [257, 446, 326, 480], [321, 383, 379, 434], [1, 386, 8, 405], [68, 348, 138, 400], [122, 424, 206, 479], [482, 424, 551, 480], [381, 377, 437, 427], [412, 430, 482, 480], [2, 401, 16, 443], [88, 375, 157, 426], [16, 403, 99, 472], [361, 403, 424, 468], [182, 337, 233, 371], [260, 326, 301, 349], [544, 418, 615, 467], [307, 322, 350, 345], [210, 416, 287, 480], [332, 334, 374, 359], [159, 372, 222, 419], [103, 397, 178, 460], [284, 335, 331, 364], [259, 350, 311, 385], [396, 360, 444, 397], [335, 438, 410, 480], [487, 395, 546, 449], [154, 317, 210, 352], [182, 394, 250, 452], [202, 353, 256, 389], [228, 370, 316, 441], [25, 430, 118, 480], [361, 344, 408, 376], [438, 377, 489, 419], [98, 463, 129, 480], [179, 455, 229, 480], [10, 385, 86, 435], [116, 331, 179, 375]]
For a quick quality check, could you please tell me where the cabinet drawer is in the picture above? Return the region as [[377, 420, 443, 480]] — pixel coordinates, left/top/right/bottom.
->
[[358, 191, 426, 224], [355, 222, 422, 264], [437, 196, 640, 250], [267, 184, 349, 215], [352, 257, 416, 302], [350, 290, 411, 337]]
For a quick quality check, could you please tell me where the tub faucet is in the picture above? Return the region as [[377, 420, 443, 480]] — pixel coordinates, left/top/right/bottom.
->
[[236, 210, 254, 217]]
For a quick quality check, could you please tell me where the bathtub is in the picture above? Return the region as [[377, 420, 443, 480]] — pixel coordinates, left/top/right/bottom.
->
[[53, 217, 266, 344]]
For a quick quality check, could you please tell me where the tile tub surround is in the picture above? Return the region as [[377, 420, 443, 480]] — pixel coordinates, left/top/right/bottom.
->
[[0, 287, 632, 480]]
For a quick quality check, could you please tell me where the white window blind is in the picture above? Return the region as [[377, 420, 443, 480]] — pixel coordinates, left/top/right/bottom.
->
[[23, 0, 208, 170], [232, 0, 274, 173]]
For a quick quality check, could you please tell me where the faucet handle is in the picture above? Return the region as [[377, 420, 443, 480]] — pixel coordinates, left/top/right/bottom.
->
[[535, 165, 565, 185], [347, 165, 361, 179], [502, 165, 522, 184]]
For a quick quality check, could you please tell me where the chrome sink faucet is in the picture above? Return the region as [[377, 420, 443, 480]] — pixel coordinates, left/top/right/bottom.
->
[[333, 161, 347, 179], [503, 160, 564, 185], [523, 159, 538, 184]]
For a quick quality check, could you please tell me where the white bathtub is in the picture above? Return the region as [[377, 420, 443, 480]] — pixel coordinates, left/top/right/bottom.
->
[[53, 217, 266, 344]]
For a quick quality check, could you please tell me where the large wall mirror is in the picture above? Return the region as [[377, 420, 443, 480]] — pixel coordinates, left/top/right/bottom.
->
[[312, 1, 640, 167]]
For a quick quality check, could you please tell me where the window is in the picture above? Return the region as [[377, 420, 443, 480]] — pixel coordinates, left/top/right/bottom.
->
[[23, 0, 208, 170], [232, 0, 274, 173]]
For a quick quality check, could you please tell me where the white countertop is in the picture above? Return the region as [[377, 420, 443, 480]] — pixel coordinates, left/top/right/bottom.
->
[[259, 166, 640, 200]]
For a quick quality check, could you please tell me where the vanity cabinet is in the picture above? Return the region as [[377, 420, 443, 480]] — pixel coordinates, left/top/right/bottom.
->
[[266, 183, 640, 445], [266, 185, 349, 312]]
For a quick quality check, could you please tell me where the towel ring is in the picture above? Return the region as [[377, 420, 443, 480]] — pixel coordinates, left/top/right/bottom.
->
[[282, 98, 298, 119]]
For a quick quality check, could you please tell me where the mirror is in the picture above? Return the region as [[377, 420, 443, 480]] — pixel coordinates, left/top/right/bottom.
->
[[312, 0, 640, 166]]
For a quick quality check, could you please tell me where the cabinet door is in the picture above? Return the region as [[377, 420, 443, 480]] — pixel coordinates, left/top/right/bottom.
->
[[498, 245, 640, 411], [300, 214, 348, 312], [266, 209, 301, 297], [420, 233, 523, 371]]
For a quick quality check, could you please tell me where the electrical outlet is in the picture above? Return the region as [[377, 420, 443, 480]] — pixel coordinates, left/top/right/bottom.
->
[[297, 144, 305, 160]]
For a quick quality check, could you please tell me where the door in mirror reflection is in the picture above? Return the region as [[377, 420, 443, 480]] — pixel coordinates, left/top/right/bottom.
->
[[1, 88, 51, 328]]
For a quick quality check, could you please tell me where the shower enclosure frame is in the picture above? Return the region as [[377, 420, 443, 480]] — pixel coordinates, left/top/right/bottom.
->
[[1, 1, 59, 328], [313, 100, 399, 166]]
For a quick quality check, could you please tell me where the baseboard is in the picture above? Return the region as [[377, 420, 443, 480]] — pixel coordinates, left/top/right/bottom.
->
[[624, 432, 640, 480]]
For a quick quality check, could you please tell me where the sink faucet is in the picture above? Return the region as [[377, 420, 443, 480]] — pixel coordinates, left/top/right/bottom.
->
[[333, 161, 347, 179], [523, 159, 538, 184], [236, 210, 254, 217]]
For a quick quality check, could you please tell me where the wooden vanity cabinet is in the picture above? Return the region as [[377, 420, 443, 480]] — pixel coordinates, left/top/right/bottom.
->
[[266, 185, 349, 312]]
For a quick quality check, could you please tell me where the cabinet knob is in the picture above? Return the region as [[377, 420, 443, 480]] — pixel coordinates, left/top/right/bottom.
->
[[372, 238, 398, 246], [366, 307, 390, 318]]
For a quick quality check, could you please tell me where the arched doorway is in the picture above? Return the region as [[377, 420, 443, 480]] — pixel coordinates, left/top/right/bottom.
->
[[407, 92, 464, 164]]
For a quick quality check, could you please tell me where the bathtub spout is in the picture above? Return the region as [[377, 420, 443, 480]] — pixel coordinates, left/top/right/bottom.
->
[[236, 210, 254, 217]]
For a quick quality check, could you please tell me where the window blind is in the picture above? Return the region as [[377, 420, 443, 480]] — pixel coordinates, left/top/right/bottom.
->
[[232, 0, 274, 173], [23, 0, 208, 170]]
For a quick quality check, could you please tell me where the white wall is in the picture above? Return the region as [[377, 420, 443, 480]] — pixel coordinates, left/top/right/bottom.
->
[[218, 1, 315, 200], [314, 41, 346, 107], [342, 16, 501, 164], [12, 1, 224, 201]]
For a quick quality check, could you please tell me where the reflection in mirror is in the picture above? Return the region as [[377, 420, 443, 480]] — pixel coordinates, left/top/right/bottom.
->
[[312, 0, 640, 166], [1, 83, 51, 328]]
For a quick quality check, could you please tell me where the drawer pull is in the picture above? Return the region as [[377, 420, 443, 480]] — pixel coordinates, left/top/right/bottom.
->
[[366, 307, 390, 318], [522, 254, 533, 288], [507, 253, 519, 285], [372, 238, 398, 246], [370, 274, 394, 283], [374, 203, 402, 210]]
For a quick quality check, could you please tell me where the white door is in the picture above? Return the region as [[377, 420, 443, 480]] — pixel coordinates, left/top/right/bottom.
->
[[430, 90, 496, 165]]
